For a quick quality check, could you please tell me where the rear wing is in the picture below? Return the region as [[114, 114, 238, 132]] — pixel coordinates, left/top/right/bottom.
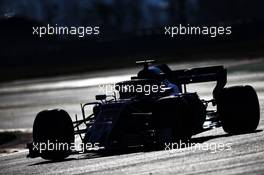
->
[[168, 66, 227, 99]]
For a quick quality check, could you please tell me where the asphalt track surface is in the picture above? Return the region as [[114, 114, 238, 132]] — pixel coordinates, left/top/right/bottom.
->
[[0, 59, 264, 174]]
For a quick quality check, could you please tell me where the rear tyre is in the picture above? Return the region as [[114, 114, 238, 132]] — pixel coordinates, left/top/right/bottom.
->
[[217, 85, 260, 134], [33, 109, 74, 161]]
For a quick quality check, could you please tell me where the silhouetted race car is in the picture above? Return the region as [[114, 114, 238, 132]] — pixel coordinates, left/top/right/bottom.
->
[[27, 60, 260, 160]]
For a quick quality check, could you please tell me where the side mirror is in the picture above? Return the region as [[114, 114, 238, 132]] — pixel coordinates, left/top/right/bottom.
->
[[95, 94, 107, 101]]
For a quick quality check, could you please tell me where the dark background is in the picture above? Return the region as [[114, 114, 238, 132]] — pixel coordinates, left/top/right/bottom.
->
[[0, 0, 264, 82]]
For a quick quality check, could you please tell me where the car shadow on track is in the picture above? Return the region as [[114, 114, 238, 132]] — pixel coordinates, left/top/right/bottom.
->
[[28, 129, 263, 166], [28, 158, 76, 166]]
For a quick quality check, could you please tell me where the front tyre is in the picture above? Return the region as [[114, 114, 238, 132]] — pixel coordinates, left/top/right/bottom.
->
[[217, 85, 260, 134], [32, 109, 74, 161]]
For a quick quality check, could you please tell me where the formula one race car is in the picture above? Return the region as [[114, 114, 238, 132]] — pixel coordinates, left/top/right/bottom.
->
[[27, 60, 260, 160]]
